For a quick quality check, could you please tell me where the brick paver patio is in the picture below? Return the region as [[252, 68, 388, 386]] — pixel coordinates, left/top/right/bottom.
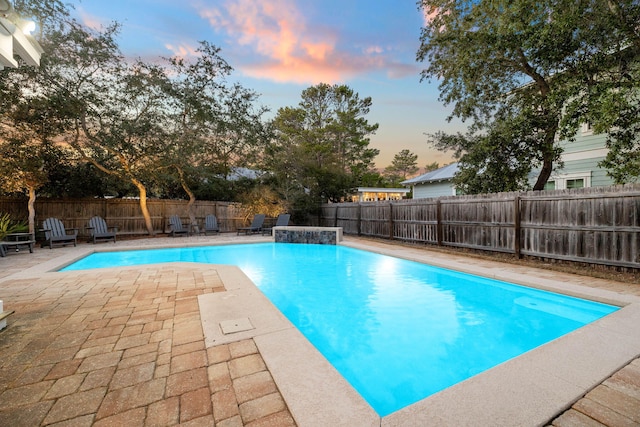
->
[[0, 250, 296, 426]]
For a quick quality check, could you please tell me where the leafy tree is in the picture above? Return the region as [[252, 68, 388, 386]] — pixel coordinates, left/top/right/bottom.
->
[[560, 3, 640, 183], [158, 41, 268, 224], [384, 149, 419, 185], [424, 161, 440, 172], [268, 83, 379, 207], [0, 0, 72, 233], [61, 33, 170, 235], [0, 131, 52, 234], [417, 0, 640, 192]]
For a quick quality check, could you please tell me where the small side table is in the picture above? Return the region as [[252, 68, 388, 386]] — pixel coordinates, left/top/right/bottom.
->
[[0, 232, 35, 257]]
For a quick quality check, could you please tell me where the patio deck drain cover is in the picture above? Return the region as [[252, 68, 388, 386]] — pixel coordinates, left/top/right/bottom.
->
[[220, 317, 254, 334]]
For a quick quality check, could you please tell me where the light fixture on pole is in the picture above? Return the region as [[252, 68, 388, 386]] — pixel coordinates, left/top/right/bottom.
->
[[0, 0, 43, 68], [0, 0, 12, 15]]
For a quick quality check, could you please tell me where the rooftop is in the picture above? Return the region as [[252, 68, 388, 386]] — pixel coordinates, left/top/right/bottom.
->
[[402, 162, 460, 186]]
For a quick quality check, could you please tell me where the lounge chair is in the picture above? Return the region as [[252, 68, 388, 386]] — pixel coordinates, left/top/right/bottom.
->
[[168, 215, 190, 237], [41, 217, 78, 249], [87, 216, 117, 243], [262, 213, 290, 235], [237, 214, 266, 235], [203, 214, 220, 235]]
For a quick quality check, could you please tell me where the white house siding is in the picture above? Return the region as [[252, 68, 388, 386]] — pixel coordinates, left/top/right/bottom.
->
[[413, 181, 455, 199]]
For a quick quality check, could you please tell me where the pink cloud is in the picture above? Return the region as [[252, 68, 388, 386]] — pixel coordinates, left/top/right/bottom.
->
[[365, 45, 384, 55], [420, 4, 440, 26], [197, 0, 390, 84], [76, 7, 108, 31], [164, 43, 200, 60]]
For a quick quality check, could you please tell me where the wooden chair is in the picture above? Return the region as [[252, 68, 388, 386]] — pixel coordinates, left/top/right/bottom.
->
[[204, 214, 220, 235], [262, 213, 290, 235], [87, 216, 117, 243], [168, 215, 189, 237], [41, 218, 78, 249], [237, 214, 266, 235]]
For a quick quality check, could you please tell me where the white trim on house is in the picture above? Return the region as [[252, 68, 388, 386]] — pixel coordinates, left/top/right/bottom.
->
[[0, 15, 43, 69]]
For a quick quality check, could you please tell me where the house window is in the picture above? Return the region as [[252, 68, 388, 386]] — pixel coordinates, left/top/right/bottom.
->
[[566, 178, 585, 189], [581, 122, 593, 136], [546, 173, 591, 190]]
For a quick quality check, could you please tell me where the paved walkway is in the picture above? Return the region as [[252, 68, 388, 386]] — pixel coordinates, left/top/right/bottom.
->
[[0, 235, 638, 426], [0, 235, 295, 426], [550, 358, 640, 426]]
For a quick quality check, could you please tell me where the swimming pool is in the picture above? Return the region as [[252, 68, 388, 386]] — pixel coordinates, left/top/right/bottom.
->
[[61, 243, 618, 416]]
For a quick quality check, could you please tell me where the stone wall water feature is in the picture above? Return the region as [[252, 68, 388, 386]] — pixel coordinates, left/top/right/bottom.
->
[[273, 226, 343, 245]]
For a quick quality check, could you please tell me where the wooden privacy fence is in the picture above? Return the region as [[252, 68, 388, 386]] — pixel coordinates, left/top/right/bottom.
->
[[321, 184, 640, 269], [0, 198, 247, 239]]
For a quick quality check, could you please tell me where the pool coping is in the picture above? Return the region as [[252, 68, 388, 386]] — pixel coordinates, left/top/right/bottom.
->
[[15, 238, 640, 426]]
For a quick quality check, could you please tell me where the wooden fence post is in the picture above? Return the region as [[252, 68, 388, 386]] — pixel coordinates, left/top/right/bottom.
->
[[514, 196, 522, 258], [436, 200, 443, 246], [357, 203, 362, 236], [334, 205, 339, 227], [389, 203, 394, 240]]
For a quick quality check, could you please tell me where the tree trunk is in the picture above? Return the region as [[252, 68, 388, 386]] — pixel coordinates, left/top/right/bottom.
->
[[27, 186, 36, 235], [533, 157, 553, 190], [533, 125, 559, 191], [177, 167, 197, 230], [133, 179, 154, 235]]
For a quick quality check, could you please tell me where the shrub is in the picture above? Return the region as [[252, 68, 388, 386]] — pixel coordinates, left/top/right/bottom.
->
[[0, 213, 28, 240]]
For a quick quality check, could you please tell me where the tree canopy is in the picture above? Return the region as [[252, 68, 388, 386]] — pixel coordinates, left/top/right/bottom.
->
[[1, 2, 269, 232], [417, 0, 640, 192], [384, 149, 419, 185], [267, 83, 379, 208]]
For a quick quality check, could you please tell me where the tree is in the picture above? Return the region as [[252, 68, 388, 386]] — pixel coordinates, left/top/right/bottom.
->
[[268, 83, 379, 207], [560, 3, 640, 183], [384, 149, 419, 185], [0, 0, 73, 234], [158, 41, 268, 224], [0, 131, 53, 234], [417, 0, 640, 192], [424, 162, 440, 173]]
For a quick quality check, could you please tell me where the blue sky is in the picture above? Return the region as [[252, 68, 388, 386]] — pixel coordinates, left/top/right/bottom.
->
[[68, 0, 463, 169]]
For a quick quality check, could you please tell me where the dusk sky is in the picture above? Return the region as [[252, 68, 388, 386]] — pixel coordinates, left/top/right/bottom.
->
[[68, 0, 464, 169]]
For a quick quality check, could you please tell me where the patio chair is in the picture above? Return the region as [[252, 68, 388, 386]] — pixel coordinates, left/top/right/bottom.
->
[[203, 214, 220, 235], [262, 213, 290, 235], [168, 215, 190, 237], [237, 214, 266, 235], [41, 217, 78, 249], [87, 216, 117, 244]]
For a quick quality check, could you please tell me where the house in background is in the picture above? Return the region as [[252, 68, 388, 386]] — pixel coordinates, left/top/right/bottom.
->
[[540, 124, 615, 190], [403, 124, 619, 198], [401, 163, 459, 198], [352, 187, 410, 202]]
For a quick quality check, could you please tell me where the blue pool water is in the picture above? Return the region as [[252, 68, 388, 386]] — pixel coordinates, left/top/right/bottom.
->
[[61, 243, 618, 416]]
